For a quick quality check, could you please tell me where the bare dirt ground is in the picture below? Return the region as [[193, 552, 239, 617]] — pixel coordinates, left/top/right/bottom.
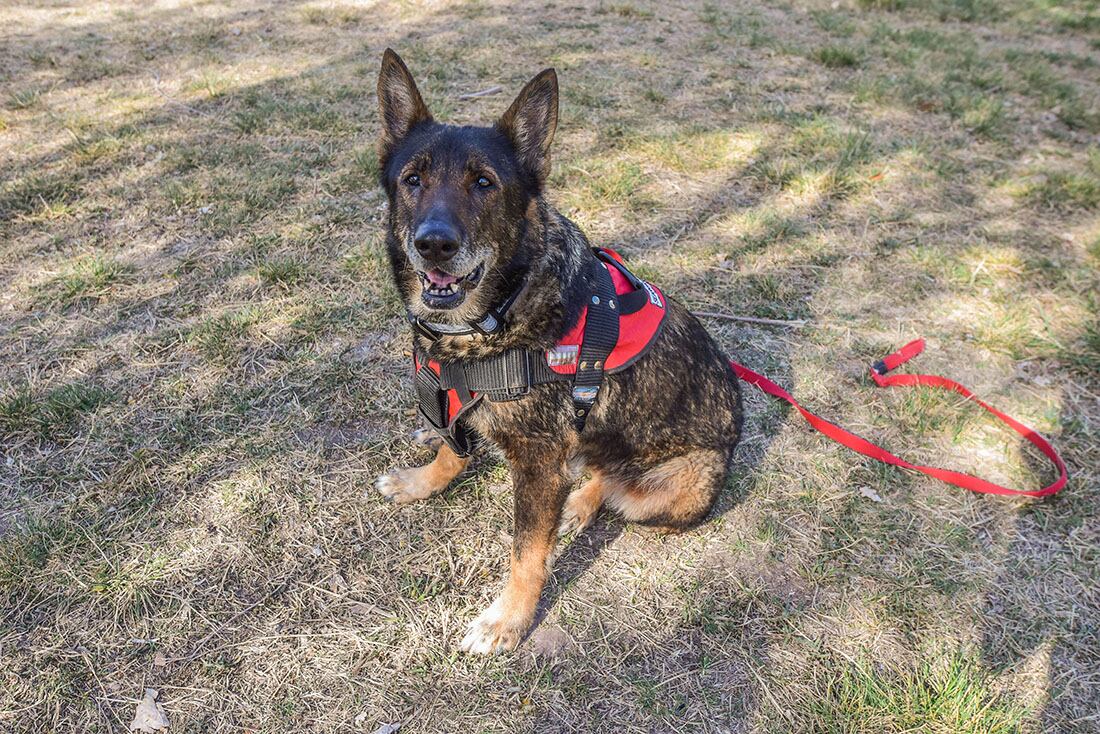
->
[[1, 1, 1098, 731]]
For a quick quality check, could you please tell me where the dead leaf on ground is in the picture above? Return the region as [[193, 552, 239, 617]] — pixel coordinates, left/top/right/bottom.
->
[[527, 625, 573, 657], [857, 485, 883, 503], [130, 688, 170, 732]]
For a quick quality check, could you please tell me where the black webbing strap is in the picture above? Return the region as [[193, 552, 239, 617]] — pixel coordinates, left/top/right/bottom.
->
[[414, 351, 479, 457], [571, 260, 618, 431], [414, 363, 446, 429], [462, 350, 531, 402], [437, 349, 569, 402]]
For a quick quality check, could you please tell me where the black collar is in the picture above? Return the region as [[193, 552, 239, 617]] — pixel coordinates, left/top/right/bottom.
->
[[407, 276, 527, 341]]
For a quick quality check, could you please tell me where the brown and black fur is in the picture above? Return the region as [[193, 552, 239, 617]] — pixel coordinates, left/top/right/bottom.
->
[[372, 49, 743, 654]]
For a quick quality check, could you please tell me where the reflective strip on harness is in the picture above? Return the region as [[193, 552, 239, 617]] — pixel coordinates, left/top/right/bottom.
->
[[546, 249, 666, 375]]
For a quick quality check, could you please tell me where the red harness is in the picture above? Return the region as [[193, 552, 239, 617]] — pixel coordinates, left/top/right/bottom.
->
[[412, 248, 667, 455], [545, 248, 666, 375]]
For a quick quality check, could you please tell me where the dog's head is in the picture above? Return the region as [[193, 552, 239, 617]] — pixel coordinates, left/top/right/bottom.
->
[[376, 49, 558, 319]]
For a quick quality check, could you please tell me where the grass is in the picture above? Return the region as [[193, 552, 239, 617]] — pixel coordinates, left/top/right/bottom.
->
[[33, 255, 132, 307], [1023, 154, 1100, 209], [802, 651, 1028, 733], [815, 45, 861, 68], [1, 0, 1098, 732], [0, 382, 114, 440]]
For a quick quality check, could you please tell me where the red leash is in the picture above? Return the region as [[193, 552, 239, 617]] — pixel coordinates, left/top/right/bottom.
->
[[729, 339, 1068, 498]]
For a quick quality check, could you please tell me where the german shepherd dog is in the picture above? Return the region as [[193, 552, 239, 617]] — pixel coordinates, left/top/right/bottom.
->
[[373, 50, 743, 654]]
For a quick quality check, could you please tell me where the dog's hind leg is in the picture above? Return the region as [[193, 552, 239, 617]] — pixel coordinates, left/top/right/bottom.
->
[[604, 449, 729, 533], [374, 443, 470, 505], [557, 470, 610, 536]]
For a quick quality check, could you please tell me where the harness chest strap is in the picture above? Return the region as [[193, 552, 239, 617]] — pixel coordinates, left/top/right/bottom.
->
[[412, 249, 666, 456]]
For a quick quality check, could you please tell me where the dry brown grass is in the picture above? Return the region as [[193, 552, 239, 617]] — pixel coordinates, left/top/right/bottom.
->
[[1, 0, 1098, 732]]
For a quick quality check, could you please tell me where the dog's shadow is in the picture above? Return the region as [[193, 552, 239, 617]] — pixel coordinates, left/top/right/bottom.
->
[[526, 355, 787, 637], [531, 517, 624, 632]]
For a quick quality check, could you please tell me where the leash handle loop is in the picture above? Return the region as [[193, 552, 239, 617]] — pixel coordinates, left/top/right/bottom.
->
[[730, 339, 1068, 499]]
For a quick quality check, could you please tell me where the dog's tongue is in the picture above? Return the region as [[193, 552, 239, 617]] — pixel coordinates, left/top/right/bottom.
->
[[425, 269, 458, 287]]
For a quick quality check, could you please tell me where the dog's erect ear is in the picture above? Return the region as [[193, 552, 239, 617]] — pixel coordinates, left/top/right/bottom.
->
[[496, 68, 558, 182], [377, 48, 432, 156]]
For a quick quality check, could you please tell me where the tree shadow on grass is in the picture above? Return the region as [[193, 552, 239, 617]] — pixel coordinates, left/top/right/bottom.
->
[[979, 403, 1099, 732], [3, 0, 1099, 731]]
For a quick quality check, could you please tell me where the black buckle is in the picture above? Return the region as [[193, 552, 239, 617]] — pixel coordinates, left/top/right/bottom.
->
[[470, 308, 502, 336], [478, 350, 531, 402], [871, 360, 888, 376], [572, 385, 598, 430]]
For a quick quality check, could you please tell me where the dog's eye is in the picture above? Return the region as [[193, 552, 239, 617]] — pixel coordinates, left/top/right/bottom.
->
[[476, 175, 493, 189], [404, 173, 421, 187]]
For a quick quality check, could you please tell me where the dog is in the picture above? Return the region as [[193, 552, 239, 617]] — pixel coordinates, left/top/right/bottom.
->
[[372, 49, 743, 654]]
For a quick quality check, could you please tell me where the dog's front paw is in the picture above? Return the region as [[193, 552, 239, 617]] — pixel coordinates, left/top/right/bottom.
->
[[459, 599, 529, 655], [374, 467, 439, 505]]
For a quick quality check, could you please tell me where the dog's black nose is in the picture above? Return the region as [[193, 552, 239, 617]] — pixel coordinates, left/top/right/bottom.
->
[[414, 221, 461, 262]]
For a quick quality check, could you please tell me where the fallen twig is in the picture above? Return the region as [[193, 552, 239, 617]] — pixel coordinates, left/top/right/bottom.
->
[[692, 310, 807, 328], [458, 86, 503, 99]]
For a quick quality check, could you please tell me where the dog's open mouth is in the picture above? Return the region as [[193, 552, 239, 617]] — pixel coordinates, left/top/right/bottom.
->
[[417, 263, 484, 309]]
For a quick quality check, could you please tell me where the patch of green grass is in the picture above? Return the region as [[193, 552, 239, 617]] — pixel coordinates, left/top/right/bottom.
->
[[1060, 320, 1100, 376], [6, 88, 42, 110], [815, 46, 861, 68], [631, 128, 743, 172], [188, 307, 264, 361], [0, 516, 75, 587], [258, 258, 308, 289], [856, 0, 1001, 22], [750, 116, 876, 198], [35, 255, 132, 307], [856, 0, 906, 9], [0, 382, 114, 440], [599, 3, 654, 18], [589, 160, 648, 205], [0, 171, 80, 220], [89, 551, 173, 618], [798, 651, 1029, 732], [859, 27, 1012, 139], [67, 132, 125, 165], [698, 3, 774, 47], [1087, 234, 1100, 265], [233, 89, 353, 135], [811, 10, 857, 36], [183, 70, 235, 99], [333, 146, 381, 192], [1024, 170, 1100, 210], [1010, 53, 1099, 132], [735, 212, 809, 255], [300, 4, 368, 25], [960, 96, 1006, 138], [1044, 4, 1100, 31], [190, 167, 299, 234], [560, 157, 654, 213]]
